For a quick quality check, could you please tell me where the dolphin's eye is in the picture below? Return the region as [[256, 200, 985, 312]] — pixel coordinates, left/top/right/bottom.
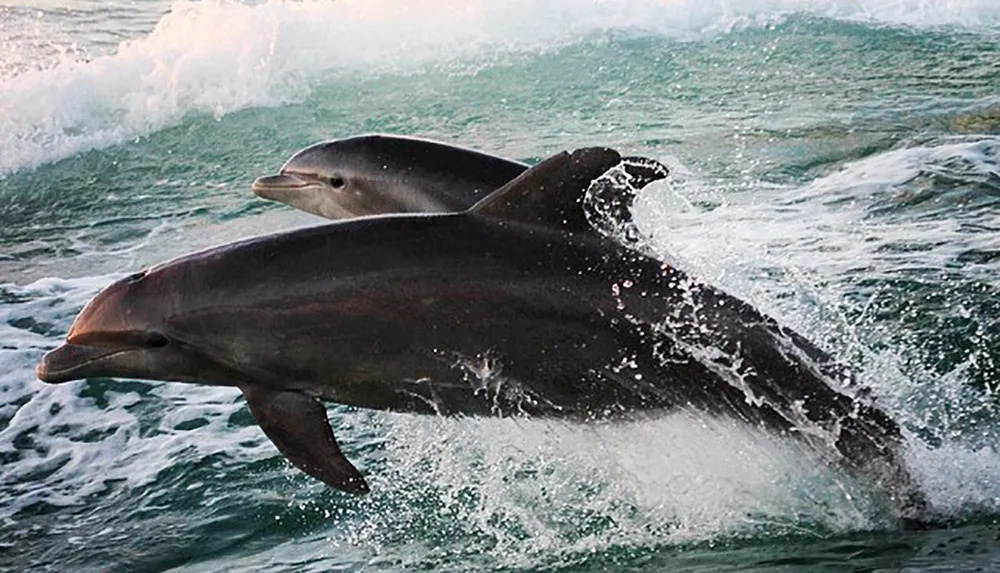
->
[[145, 333, 169, 349], [330, 176, 346, 188]]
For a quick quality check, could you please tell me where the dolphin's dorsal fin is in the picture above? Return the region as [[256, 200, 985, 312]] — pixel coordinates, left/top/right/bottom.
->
[[469, 147, 670, 235], [469, 147, 623, 234], [241, 386, 369, 494]]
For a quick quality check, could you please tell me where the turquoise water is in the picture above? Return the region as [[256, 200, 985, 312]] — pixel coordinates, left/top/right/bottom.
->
[[2, 1, 1000, 571]]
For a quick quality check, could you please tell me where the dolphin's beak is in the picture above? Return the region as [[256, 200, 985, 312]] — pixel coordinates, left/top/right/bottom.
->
[[36, 343, 131, 384], [251, 173, 316, 199]]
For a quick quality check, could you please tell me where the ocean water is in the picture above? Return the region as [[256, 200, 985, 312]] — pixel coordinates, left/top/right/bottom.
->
[[2, 0, 1000, 571]]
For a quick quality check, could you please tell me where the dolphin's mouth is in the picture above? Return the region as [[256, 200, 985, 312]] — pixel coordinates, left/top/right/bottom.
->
[[36, 343, 134, 384], [251, 173, 318, 199]]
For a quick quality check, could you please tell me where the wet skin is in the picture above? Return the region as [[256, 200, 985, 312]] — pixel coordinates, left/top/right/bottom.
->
[[38, 148, 927, 523], [251, 133, 529, 219]]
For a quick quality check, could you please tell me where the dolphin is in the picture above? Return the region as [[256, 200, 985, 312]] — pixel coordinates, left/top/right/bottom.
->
[[38, 147, 927, 523], [251, 134, 529, 219]]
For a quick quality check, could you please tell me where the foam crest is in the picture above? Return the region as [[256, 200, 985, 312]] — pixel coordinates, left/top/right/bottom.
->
[[791, 136, 1000, 204], [3, 0, 999, 175]]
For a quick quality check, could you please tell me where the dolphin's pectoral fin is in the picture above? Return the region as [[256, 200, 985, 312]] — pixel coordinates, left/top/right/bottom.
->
[[241, 385, 369, 494]]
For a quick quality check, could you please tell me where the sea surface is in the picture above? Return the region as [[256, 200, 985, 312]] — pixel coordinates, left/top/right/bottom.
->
[[2, 1, 1000, 571]]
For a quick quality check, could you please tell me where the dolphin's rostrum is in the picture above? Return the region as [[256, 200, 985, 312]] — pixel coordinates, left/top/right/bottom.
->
[[38, 147, 927, 524]]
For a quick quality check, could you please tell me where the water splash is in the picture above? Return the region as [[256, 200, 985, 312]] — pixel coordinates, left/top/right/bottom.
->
[[636, 137, 1000, 525]]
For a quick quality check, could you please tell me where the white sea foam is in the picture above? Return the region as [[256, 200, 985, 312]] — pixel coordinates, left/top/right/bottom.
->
[[634, 136, 1000, 527], [367, 412, 888, 561], [0, 276, 257, 522], [635, 136, 1000, 314], [1, 0, 998, 176]]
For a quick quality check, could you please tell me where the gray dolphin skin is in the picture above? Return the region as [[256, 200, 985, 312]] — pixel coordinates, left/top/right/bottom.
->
[[38, 147, 927, 524], [251, 134, 529, 219]]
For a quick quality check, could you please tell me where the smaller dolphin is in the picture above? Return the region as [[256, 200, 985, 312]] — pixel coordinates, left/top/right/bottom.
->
[[251, 134, 529, 219]]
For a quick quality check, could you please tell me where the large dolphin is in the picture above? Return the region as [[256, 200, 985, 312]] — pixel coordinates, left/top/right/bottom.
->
[[251, 134, 529, 219], [38, 148, 927, 524]]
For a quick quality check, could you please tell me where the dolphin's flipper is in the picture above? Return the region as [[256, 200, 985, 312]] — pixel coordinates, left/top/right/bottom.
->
[[241, 386, 369, 494]]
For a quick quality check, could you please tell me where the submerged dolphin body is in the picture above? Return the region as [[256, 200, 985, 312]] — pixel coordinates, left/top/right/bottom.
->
[[38, 148, 926, 522], [251, 134, 530, 219]]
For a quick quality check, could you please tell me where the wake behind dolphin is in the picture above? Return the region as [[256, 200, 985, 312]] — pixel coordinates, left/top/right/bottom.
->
[[38, 147, 928, 525]]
